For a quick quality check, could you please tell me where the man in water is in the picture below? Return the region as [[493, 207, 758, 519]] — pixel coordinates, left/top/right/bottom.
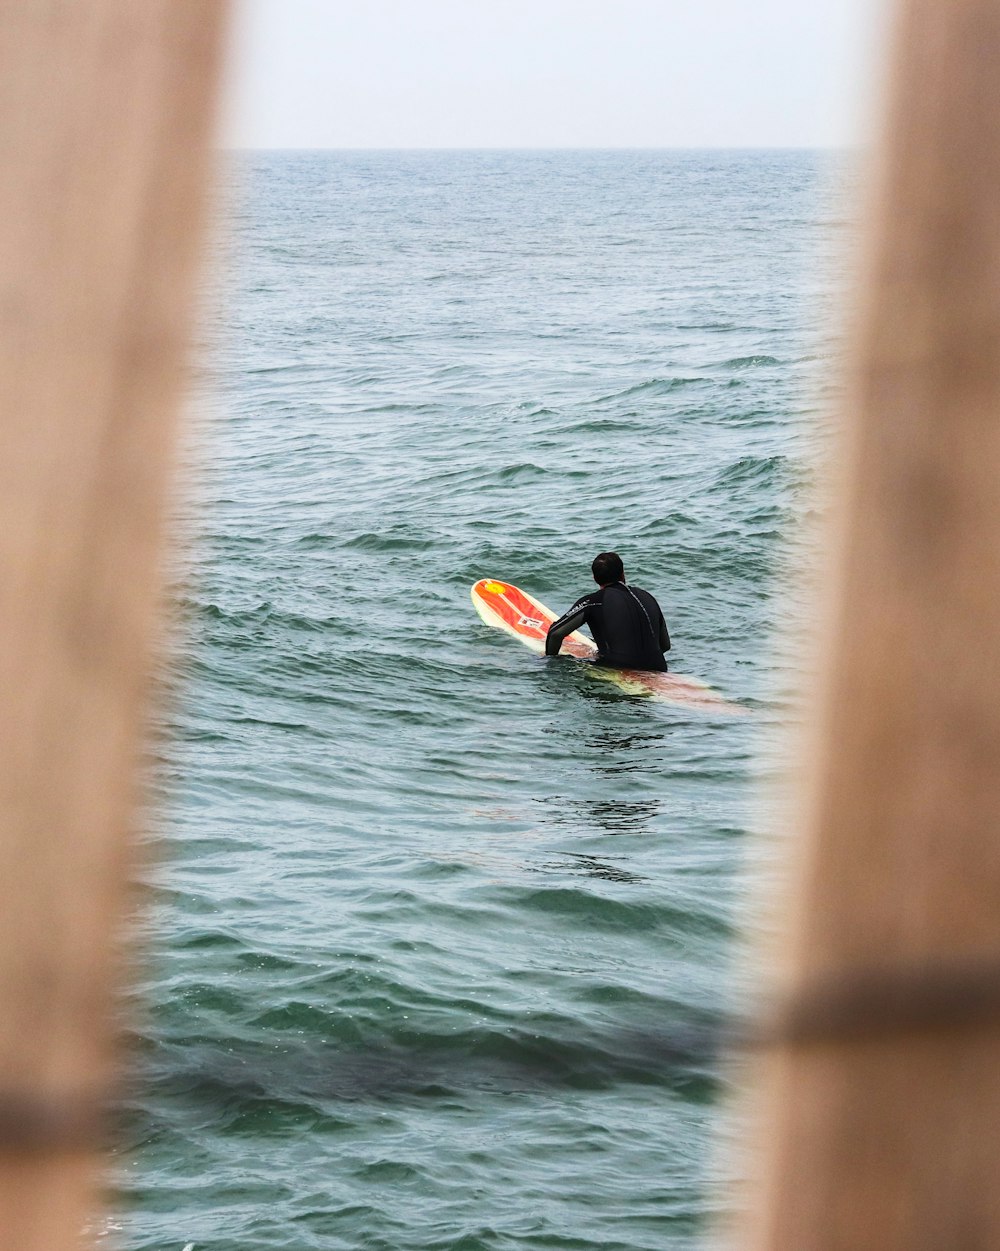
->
[[545, 551, 671, 671]]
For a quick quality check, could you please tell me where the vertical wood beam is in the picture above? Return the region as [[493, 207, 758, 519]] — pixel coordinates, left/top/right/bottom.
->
[[745, 1, 1000, 1247], [0, 3, 227, 1246]]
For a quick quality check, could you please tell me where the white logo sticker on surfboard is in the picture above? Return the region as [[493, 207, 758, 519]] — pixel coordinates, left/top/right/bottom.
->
[[470, 579, 742, 713]]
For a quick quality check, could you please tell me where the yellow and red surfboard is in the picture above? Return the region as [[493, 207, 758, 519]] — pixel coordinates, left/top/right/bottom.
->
[[470, 579, 743, 713]]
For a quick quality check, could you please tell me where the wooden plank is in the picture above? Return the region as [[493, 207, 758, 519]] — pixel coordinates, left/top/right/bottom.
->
[[0, 2, 227, 1246], [742, 1, 1000, 1247]]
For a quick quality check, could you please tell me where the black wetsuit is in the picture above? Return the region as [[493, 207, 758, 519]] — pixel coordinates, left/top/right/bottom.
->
[[545, 581, 671, 671]]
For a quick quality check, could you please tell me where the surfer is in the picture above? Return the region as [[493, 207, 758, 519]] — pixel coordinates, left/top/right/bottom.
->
[[545, 552, 671, 671]]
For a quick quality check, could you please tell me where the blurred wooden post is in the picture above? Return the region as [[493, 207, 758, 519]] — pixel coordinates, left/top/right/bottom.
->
[[743, 0, 1000, 1247], [0, 3, 226, 1247]]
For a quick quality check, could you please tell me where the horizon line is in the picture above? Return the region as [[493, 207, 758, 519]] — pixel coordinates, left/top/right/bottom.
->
[[218, 143, 854, 153]]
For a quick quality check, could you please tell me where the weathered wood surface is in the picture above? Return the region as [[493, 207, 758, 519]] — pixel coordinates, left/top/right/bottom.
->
[[744, 0, 1000, 1247], [0, 3, 226, 1247]]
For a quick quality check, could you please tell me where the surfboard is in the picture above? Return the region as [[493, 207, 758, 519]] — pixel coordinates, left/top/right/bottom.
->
[[470, 579, 743, 714]]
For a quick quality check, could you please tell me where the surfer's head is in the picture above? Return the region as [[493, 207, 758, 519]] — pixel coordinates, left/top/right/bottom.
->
[[592, 551, 625, 586]]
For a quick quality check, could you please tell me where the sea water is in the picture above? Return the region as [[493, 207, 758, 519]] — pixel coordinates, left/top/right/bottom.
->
[[116, 150, 850, 1250]]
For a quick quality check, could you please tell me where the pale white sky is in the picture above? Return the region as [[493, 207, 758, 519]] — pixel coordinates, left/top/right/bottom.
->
[[222, 0, 886, 149]]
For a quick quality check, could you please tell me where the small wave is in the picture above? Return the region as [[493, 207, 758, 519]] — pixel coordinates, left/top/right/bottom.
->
[[244, 362, 311, 377], [675, 321, 739, 331], [191, 599, 339, 636], [356, 399, 436, 413], [289, 532, 332, 550], [712, 454, 790, 489], [197, 599, 272, 624], [514, 403, 558, 417], [715, 354, 781, 370], [538, 854, 648, 884], [496, 462, 546, 482], [593, 377, 705, 403], [551, 417, 642, 436], [120, 1012, 723, 1127], [639, 510, 697, 534], [501, 886, 721, 933], [342, 531, 428, 552]]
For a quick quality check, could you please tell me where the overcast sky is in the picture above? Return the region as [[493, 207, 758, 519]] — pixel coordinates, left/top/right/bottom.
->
[[222, 0, 886, 150]]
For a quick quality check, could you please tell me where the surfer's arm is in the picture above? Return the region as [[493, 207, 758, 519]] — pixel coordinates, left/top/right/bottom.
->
[[659, 613, 671, 653], [545, 602, 588, 656]]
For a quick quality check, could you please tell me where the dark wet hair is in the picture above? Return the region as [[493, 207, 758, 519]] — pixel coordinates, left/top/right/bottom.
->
[[592, 551, 624, 584]]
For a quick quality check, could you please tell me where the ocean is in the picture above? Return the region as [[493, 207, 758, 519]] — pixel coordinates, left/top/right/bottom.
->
[[114, 150, 848, 1250]]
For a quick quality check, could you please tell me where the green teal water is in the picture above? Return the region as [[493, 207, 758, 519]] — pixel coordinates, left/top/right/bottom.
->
[[115, 151, 846, 1250]]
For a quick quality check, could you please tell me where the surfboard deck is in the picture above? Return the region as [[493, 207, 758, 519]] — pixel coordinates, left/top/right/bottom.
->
[[470, 578, 743, 714]]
